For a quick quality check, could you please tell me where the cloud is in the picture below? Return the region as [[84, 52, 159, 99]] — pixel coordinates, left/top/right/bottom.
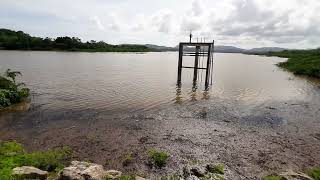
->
[[106, 14, 121, 31], [92, 16, 105, 31], [191, 0, 204, 16], [151, 10, 174, 33], [1, 0, 320, 48], [206, 0, 320, 47]]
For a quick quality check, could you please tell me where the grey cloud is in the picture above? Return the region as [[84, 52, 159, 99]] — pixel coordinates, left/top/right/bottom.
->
[[151, 11, 173, 33], [191, 0, 204, 16], [209, 0, 320, 45]]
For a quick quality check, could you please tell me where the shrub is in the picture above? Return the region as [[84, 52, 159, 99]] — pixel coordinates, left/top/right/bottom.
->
[[18, 88, 30, 98], [0, 90, 11, 108], [0, 76, 15, 90], [0, 69, 30, 109], [148, 149, 170, 168]]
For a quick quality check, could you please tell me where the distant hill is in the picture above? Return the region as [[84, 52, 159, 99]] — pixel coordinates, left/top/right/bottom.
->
[[146, 44, 244, 53], [214, 46, 244, 53], [243, 47, 287, 54], [145, 44, 177, 51], [146, 44, 287, 54]]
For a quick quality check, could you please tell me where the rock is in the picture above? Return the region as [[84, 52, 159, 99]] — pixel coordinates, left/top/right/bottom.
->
[[60, 161, 107, 180], [186, 175, 201, 180], [135, 176, 147, 180], [12, 166, 48, 180], [106, 170, 122, 179], [190, 166, 206, 177], [279, 170, 313, 180], [182, 166, 191, 178]]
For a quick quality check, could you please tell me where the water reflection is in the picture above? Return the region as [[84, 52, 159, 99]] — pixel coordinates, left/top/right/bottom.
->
[[202, 89, 210, 100], [175, 80, 211, 103], [0, 51, 319, 116], [190, 80, 198, 101], [174, 84, 183, 104]]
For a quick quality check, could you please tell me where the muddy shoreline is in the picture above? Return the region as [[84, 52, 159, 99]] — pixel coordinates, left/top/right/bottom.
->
[[1, 96, 320, 179]]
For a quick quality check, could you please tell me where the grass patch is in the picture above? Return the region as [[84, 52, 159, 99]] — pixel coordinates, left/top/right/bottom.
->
[[147, 149, 170, 168], [267, 49, 320, 78], [0, 141, 71, 179], [206, 164, 224, 175], [122, 154, 134, 166], [306, 167, 320, 180]]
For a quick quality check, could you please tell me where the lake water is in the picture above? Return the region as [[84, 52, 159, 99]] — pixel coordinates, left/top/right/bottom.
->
[[0, 51, 319, 116]]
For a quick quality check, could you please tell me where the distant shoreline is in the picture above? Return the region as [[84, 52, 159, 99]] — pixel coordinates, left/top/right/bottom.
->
[[0, 28, 150, 52]]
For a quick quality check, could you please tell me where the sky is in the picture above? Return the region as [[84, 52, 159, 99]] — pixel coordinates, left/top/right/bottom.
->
[[1, 0, 320, 49]]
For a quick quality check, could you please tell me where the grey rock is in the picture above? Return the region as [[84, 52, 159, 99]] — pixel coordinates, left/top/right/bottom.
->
[[190, 166, 206, 177], [279, 170, 313, 180], [186, 175, 200, 180], [182, 166, 191, 178], [106, 170, 122, 179], [12, 166, 48, 180], [135, 176, 147, 180], [59, 161, 107, 180]]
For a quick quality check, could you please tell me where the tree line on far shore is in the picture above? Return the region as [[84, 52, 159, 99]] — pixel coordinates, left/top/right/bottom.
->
[[0, 29, 149, 52]]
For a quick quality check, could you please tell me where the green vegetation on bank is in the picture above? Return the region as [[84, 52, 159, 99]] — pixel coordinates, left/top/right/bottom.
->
[[147, 149, 170, 168], [206, 164, 224, 175], [0, 141, 71, 179], [306, 168, 320, 180], [0, 69, 30, 109], [0, 29, 150, 52], [267, 48, 320, 78], [262, 168, 320, 180]]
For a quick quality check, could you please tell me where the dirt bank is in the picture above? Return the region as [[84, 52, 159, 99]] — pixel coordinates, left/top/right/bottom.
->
[[1, 96, 320, 179]]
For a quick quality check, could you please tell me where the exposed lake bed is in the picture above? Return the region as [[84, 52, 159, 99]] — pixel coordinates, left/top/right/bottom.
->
[[0, 51, 320, 179]]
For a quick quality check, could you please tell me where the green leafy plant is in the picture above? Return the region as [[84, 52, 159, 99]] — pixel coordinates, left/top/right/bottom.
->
[[147, 149, 170, 168], [0, 69, 30, 108]]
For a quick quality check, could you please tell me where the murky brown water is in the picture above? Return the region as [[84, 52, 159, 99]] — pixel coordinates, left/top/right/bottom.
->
[[0, 51, 318, 113], [0, 50, 320, 179]]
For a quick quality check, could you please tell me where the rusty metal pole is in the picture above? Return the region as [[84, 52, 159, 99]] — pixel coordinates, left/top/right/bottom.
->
[[205, 44, 212, 88], [177, 43, 183, 85], [211, 41, 215, 85], [193, 46, 200, 82]]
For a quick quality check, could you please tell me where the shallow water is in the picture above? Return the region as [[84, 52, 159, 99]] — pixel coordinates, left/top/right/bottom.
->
[[0, 51, 319, 115]]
